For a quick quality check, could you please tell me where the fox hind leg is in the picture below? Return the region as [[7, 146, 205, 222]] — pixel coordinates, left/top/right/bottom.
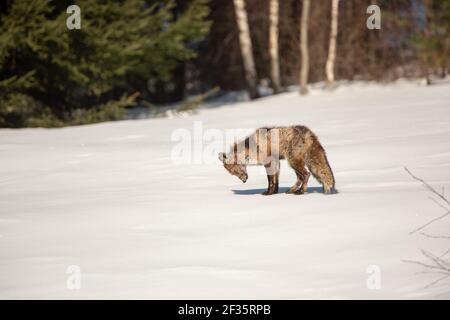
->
[[287, 159, 310, 195], [297, 169, 310, 194]]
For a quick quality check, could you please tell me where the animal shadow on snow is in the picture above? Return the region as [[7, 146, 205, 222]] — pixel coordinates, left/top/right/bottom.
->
[[232, 186, 337, 195]]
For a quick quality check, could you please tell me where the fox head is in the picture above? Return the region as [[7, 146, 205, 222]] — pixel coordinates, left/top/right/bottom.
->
[[218, 152, 248, 183]]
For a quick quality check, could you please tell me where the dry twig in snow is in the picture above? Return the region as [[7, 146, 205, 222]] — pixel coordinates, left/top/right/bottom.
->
[[404, 167, 450, 234], [403, 167, 450, 289]]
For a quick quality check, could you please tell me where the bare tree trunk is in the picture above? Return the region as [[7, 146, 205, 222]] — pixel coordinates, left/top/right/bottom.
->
[[269, 0, 282, 93], [326, 0, 339, 89], [233, 0, 259, 99], [299, 0, 310, 95]]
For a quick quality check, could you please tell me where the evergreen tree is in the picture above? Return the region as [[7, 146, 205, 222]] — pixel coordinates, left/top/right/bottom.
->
[[0, 0, 210, 127], [412, 0, 449, 83]]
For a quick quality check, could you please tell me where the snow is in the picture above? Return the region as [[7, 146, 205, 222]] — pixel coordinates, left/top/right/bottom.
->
[[1, 81, 450, 299]]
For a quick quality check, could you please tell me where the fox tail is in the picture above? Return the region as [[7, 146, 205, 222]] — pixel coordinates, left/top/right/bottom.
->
[[306, 136, 335, 194]]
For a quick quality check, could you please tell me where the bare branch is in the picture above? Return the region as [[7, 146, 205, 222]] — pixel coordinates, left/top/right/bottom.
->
[[404, 167, 450, 206], [421, 249, 450, 270], [402, 259, 443, 270], [404, 250, 450, 289], [404, 167, 450, 234], [403, 167, 450, 289], [415, 270, 450, 276], [440, 249, 450, 258], [428, 196, 449, 213], [420, 233, 450, 240], [424, 274, 450, 289], [410, 210, 450, 235]]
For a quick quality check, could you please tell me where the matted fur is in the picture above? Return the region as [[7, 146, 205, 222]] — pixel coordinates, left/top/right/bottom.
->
[[219, 126, 335, 195]]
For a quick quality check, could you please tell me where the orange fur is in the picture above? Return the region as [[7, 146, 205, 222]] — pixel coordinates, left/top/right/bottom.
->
[[219, 126, 335, 195]]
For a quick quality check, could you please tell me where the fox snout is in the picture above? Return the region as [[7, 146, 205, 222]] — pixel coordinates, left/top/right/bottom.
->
[[239, 173, 248, 183]]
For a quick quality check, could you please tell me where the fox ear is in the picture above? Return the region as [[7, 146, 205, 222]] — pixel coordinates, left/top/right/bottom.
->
[[218, 152, 226, 162]]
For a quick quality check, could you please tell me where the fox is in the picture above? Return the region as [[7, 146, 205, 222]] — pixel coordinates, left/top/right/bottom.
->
[[218, 125, 335, 195]]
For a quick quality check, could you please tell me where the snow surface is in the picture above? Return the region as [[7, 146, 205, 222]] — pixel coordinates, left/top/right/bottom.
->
[[1, 82, 450, 299]]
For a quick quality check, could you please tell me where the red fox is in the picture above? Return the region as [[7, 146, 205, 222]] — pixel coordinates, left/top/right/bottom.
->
[[219, 126, 335, 195]]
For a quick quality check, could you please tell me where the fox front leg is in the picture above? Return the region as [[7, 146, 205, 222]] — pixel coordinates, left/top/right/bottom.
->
[[262, 161, 280, 195], [262, 175, 279, 195]]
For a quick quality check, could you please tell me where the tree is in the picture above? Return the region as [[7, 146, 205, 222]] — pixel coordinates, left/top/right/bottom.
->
[[411, 0, 449, 84], [233, 0, 259, 99], [299, 0, 310, 95], [0, 0, 211, 127], [269, 0, 282, 93], [325, 0, 339, 88]]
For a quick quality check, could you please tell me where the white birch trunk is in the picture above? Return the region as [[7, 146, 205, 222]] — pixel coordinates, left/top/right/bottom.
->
[[299, 0, 310, 95], [233, 0, 259, 99], [326, 0, 339, 88], [269, 0, 282, 93]]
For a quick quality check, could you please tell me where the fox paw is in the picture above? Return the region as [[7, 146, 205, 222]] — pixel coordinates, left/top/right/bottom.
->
[[287, 187, 304, 195], [286, 188, 297, 194], [262, 190, 275, 196]]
